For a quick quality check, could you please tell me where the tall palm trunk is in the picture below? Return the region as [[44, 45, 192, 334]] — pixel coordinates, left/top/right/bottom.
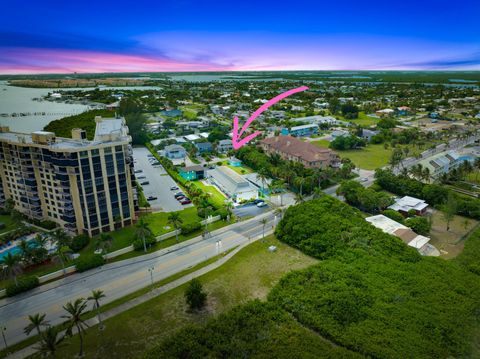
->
[[77, 324, 84, 357]]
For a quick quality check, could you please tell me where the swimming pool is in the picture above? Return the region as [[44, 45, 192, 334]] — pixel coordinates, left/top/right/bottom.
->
[[0, 234, 39, 260]]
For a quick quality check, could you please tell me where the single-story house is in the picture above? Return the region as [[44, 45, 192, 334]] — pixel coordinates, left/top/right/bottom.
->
[[366, 215, 438, 256], [331, 130, 349, 139], [376, 109, 395, 117], [179, 165, 205, 181], [195, 142, 213, 154], [361, 129, 380, 141], [208, 166, 257, 203], [164, 144, 186, 159], [217, 139, 233, 153], [184, 134, 201, 142], [388, 196, 429, 216]]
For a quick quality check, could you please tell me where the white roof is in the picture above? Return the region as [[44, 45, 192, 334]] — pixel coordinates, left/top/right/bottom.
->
[[408, 235, 430, 249], [199, 132, 209, 138], [366, 215, 406, 234], [388, 196, 428, 212], [291, 124, 319, 131], [184, 134, 200, 141]]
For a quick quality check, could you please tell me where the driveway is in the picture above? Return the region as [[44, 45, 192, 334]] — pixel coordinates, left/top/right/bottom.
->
[[133, 147, 193, 212]]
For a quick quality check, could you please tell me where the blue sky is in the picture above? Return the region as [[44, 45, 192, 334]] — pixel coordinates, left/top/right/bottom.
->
[[1, 0, 479, 73]]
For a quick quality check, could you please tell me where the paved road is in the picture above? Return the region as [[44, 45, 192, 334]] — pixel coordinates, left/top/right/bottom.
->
[[0, 212, 277, 348], [133, 147, 193, 212], [233, 202, 270, 218]]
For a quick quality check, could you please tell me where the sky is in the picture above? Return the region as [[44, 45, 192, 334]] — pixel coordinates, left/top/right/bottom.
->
[[1, 0, 479, 74]]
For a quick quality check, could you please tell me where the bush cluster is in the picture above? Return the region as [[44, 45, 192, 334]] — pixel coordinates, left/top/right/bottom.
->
[[180, 222, 201, 235], [74, 254, 105, 272], [69, 234, 90, 252], [6, 276, 39, 297]]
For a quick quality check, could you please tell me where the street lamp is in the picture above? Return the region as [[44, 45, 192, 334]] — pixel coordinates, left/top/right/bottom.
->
[[147, 266, 155, 291], [1, 325, 7, 352]]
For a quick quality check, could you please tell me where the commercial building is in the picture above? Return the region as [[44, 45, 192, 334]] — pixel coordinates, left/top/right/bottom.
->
[[0, 116, 137, 236], [418, 150, 476, 179], [207, 166, 257, 203], [260, 136, 339, 169], [366, 215, 439, 256], [282, 124, 319, 137], [179, 165, 205, 181]]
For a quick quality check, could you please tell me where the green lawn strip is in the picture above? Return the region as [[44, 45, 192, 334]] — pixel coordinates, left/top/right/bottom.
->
[[192, 181, 226, 208], [338, 112, 379, 127], [39, 236, 318, 359], [0, 214, 15, 234], [106, 220, 228, 263]]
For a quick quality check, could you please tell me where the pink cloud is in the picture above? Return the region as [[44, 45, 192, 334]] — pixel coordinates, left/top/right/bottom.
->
[[0, 48, 234, 74]]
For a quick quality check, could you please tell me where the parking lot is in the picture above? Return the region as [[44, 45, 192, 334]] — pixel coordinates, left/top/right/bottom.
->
[[133, 147, 193, 212]]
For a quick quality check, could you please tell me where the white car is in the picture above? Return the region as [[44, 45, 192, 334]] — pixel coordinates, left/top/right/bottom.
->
[[257, 201, 267, 208]]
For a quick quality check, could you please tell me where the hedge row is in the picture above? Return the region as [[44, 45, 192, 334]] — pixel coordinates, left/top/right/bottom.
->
[[6, 276, 39, 297]]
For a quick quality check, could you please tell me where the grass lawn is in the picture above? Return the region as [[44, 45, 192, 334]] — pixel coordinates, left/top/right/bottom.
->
[[339, 112, 379, 127], [49, 235, 318, 359], [227, 164, 253, 174], [312, 141, 391, 170], [142, 207, 200, 236], [429, 210, 479, 259], [0, 214, 16, 235], [466, 171, 480, 185], [193, 181, 227, 208]]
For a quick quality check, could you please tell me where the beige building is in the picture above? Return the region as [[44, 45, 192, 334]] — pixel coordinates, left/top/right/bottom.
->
[[0, 116, 138, 236], [260, 136, 339, 169]]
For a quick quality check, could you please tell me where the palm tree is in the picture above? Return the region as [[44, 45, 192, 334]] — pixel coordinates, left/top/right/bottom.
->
[[62, 298, 89, 358], [88, 290, 106, 330], [167, 212, 183, 243], [36, 326, 64, 358], [260, 218, 268, 241], [1, 252, 22, 286], [51, 229, 72, 274], [224, 201, 234, 222], [18, 239, 34, 265], [51, 245, 72, 276], [256, 169, 269, 197], [312, 187, 324, 199], [294, 192, 305, 204], [135, 218, 153, 253], [24, 313, 49, 337]]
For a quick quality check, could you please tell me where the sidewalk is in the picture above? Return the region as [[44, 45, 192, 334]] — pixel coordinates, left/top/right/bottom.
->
[[5, 229, 273, 359]]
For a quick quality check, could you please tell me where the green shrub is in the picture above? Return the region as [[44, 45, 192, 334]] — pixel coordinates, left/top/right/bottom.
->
[[70, 234, 90, 252], [31, 219, 57, 230], [181, 222, 201, 235], [133, 236, 156, 251], [214, 208, 229, 219], [185, 278, 207, 310], [382, 209, 405, 223], [6, 276, 39, 297], [405, 216, 431, 236], [74, 254, 105, 272], [0, 222, 5, 230]]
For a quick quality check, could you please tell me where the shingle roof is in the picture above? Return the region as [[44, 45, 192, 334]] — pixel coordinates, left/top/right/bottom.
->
[[261, 136, 335, 162]]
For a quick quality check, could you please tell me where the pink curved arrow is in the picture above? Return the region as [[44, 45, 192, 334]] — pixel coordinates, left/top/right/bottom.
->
[[232, 85, 309, 150]]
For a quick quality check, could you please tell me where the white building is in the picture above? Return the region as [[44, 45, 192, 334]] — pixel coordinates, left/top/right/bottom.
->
[[207, 166, 258, 203], [366, 215, 439, 256], [388, 196, 429, 216]]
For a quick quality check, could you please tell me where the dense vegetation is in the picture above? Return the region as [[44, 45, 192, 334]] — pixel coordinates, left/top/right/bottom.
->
[[143, 300, 361, 359], [145, 197, 480, 358], [43, 109, 112, 139]]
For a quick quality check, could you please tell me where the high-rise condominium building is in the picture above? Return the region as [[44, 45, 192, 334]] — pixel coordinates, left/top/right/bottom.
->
[[0, 116, 138, 236]]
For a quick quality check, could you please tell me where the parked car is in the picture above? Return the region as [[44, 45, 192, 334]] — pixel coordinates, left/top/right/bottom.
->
[[147, 196, 157, 201], [180, 198, 191, 205], [134, 169, 143, 173], [257, 201, 267, 208], [174, 192, 185, 198], [137, 175, 146, 179], [141, 181, 150, 185], [176, 195, 186, 201], [253, 199, 264, 204], [170, 186, 179, 191]]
